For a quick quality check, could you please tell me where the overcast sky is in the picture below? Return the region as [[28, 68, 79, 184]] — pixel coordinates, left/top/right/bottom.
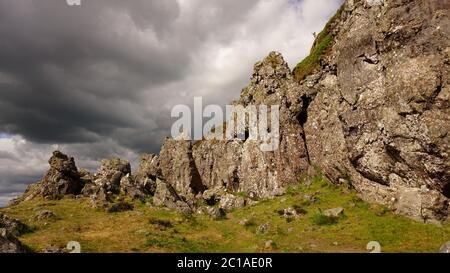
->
[[0, 0, 343, 206]]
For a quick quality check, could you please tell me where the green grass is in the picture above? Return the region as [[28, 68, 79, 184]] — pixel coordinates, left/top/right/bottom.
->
[[236, 191, 249, 198], [310, 211, 339, 226], [293, 4, 345, 81], [1, 174, 449, 253]]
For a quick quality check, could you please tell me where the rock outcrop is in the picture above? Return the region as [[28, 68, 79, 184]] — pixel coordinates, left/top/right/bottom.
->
[[133, 153, 161, 195], [20, 151, 84, 201], [160, 138, 206, 198], [0, 214, 30, 253], [301, 0, 450, 223], [0, 228, 30, 253], [0, 213, 28, 237], [192, 52, 310, 198], [12, 0, 450, 224], [82, 158, 150, 208], [153, 179, 192, 215]]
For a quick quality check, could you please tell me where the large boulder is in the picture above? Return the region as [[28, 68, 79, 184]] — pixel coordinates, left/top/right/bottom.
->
[[0, 214, 28, 237], [119, 174, 147, 200], [94, 158, 131, 194], [82, 158, 141, 207], [302, 0, 450, 222], [136, 154, 162, 180], [395, 187, 448, 224], [21, 151, 84, 201], [0, 229, 30, 253], [153, 179, 192, 215], [160, 138, 206, 198]]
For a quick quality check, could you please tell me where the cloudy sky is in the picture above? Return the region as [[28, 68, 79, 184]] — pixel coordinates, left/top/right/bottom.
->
[[0, 0, 343, 206]]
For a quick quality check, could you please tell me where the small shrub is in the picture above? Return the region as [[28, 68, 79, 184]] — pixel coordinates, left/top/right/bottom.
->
[[236, 192, 249, 198], [146, 236, 172, 248], [107, 201, 134, 213], [149, 217, 173, 229], [310, 212, 338, 226], [293, 4, 345, 82], [292, 205, 307, 215], [375, 206, 391, 217], [139, 196, 153, 205], [286, 185, 298, 196], [181, 213, 198, 225]]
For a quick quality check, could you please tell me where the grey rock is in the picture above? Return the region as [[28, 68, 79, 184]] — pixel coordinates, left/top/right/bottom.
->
[[323, 207, 344, 218], [94, 158, 131, 194], [41, 245, 67, 253], [395, 188, 448, 224], [440, 241, 450, 253], [238, 218, 251, 226], [153, 179, 192, 215], [0, 228, 29, 253], [196, 206, 208, 215], [83, 157, 147, 205], [365, 0, 384, 7], [0, 213, 28, 237], [202, 187, 226, 206], [257, 222, 270, 234], [219, 194, 246, 211], [89, 186, 112, 209], [20, 151, 84, 201], [265, 240, 276, 249], [206, 206, 226, 220], [35, 210, 57, 221], [283, 207, 301, 219], [302, 0, 450, 222], [303, 194, 318, 205], [133, 153, 160, 195], [192, 52, 309, 199], [120, 175, 140, 198], [160, 138, 206, 199]]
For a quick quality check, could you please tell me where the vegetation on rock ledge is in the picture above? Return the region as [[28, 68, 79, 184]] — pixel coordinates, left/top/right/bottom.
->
[[293, 4, 345, 81]]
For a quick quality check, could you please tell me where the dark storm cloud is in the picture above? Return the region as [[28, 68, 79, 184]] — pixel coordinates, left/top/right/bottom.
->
[[0, 0, 187, 151], [0, 0, 343, 206]]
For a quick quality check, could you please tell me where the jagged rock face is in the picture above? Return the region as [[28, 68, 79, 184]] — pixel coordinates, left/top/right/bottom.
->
[[153, 179, 192, 215], [11, 0, 449, 224], [22, 151, 84, 201], [136, 154, 161, 180], [396, 187, 448, 224], [119, 174, 145, 200], [193, 140, 243, 192], [133, 154, 161, 195], [0, 214, 28, 237], [0, 228, 29, 253], [193, 52, 309, 198], [160, 138, 206, 198], [83, 158, 149, 207], [303, 0, 450, 222], [94, 158, 131, 194]]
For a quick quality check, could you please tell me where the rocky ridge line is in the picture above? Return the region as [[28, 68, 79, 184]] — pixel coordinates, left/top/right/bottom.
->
[[9, 0, 450, 225]]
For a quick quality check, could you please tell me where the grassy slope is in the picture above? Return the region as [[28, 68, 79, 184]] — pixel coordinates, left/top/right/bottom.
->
[[293, 4, 344, 81], [1, 175, 449, 253]]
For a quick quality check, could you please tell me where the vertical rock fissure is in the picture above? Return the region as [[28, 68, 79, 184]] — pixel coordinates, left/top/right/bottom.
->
[[189, 150, 207, 195], [297, 95, 312, 164]]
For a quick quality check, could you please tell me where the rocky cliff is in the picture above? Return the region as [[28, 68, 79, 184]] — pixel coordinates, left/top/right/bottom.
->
[[301, 0, 450, 223], [12, 0, 450, 224]]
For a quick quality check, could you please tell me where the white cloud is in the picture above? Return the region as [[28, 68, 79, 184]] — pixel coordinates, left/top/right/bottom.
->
[[0, 0, 343, 206]]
